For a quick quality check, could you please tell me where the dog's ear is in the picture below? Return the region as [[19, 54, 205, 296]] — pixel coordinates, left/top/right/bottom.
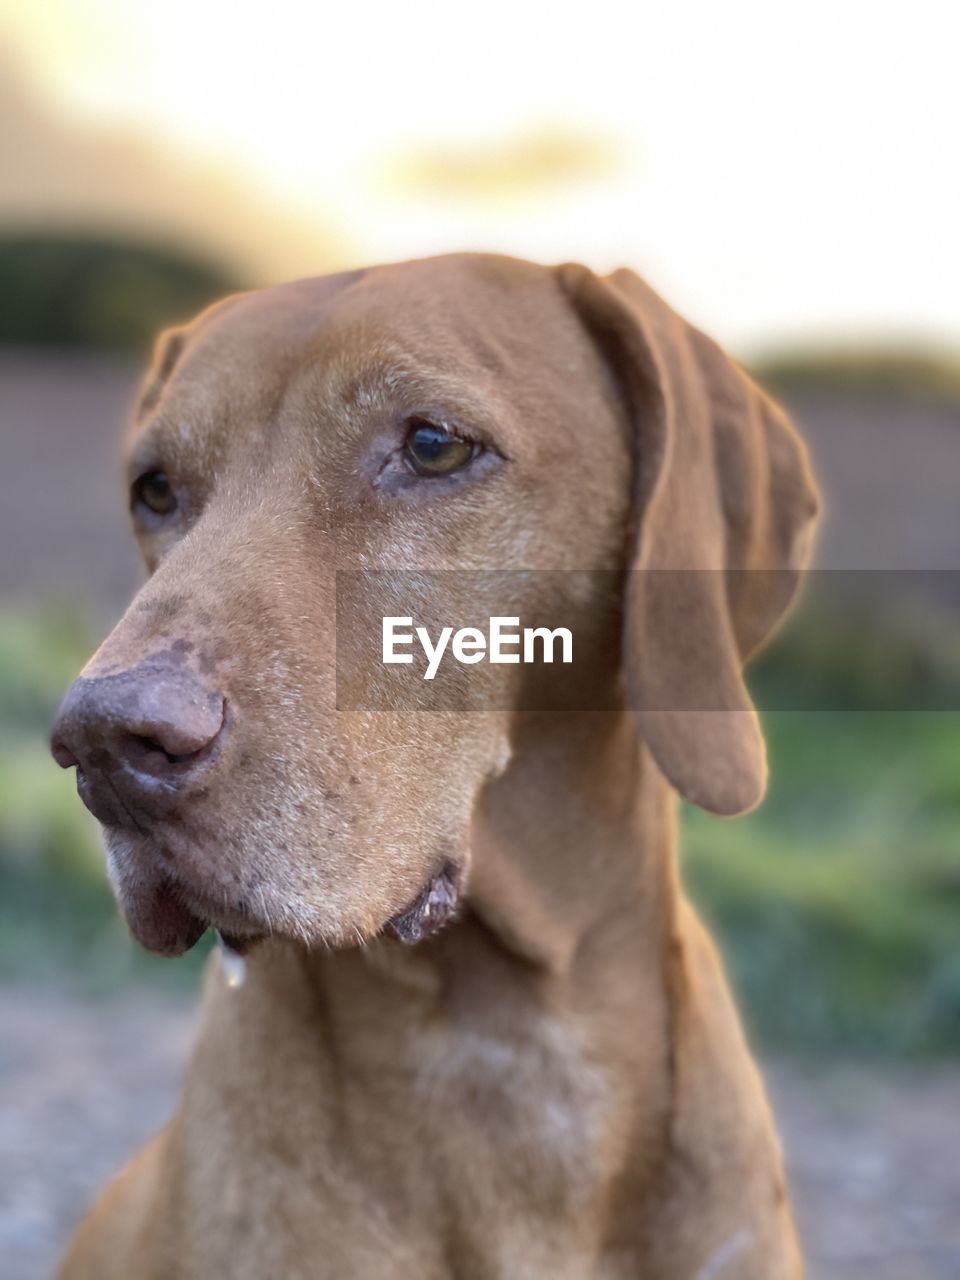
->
[[137, 326, 188, 418], [557, 264, 819, 815]]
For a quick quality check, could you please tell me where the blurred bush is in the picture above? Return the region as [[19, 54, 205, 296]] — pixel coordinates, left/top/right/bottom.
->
[[749, 586, 960, 713], [0, 232, 241, 351], [682, 599, 960, 1054], [752, 347, 960, 404], [684, 711, 960, 1055]]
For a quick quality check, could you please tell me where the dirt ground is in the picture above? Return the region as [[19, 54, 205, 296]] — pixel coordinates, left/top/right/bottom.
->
[[0, 984, 958, 1280]]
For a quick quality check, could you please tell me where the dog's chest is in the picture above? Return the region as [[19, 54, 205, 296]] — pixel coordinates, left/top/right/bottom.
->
[[415, 1014, 611, 1177], [175, 963, 645, 1278], [397, 1014, 624, 1274], [181, 1012, 625, 1280]]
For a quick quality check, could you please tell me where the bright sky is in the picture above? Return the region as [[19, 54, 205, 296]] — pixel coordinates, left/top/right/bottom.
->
[[2, 0, 958, 350]]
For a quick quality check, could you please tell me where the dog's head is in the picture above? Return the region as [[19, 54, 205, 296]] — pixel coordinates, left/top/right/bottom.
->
[[51, 255, 818, 956]]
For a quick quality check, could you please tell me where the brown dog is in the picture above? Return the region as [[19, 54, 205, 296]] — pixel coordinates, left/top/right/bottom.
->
[[51, 254, 818, 1279]]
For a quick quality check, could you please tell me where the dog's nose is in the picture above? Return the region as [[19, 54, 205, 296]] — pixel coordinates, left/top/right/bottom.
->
[[51, 662, 226, 824]]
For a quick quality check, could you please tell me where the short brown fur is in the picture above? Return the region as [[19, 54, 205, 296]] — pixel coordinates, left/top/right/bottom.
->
[[57, 254, 818, 1279]]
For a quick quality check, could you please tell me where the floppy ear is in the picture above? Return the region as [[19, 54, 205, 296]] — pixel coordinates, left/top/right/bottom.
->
[[557, 264, 819, 816], [137, 326, 188, 418]]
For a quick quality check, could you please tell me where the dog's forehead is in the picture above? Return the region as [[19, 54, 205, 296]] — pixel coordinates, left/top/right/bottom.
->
[[132, 254, 598, 468], [191, 254, 558, 374]]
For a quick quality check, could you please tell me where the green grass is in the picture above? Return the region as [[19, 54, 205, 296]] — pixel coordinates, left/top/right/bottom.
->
[[683, 711, 960, 1055], [1, 601, 958, 1051]]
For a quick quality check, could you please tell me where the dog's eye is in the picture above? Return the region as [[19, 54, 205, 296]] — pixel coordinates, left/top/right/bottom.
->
[[132, 470, 178, 517], [403, 420, 477, 477]]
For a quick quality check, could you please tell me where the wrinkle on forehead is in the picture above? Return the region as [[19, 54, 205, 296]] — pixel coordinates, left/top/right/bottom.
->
[[299, 340, 516, 444], [142, 253, 555, 401], [126, 255, 571, 470], [132, 270, 370, 433], [185, 253, 550, 389]]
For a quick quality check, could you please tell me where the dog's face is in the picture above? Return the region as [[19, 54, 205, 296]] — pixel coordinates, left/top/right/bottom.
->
[[51, 254, 818, 957], [50, 256, 637, 955]]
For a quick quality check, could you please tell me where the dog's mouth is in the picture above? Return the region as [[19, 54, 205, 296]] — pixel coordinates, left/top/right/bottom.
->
[[112, 842, 464, 960], [103, 835, 266, 958], [161, 883, 269, 958], [114, 874, 208, 957], [118, 877, 264, 959]]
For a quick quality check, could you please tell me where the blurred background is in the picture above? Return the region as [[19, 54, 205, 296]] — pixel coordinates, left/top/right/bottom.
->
[[0, 1, 958, 1277]]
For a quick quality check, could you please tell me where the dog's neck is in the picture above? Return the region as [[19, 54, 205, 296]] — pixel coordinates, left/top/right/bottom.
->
[[466, 709, 679, 975], [219, 709, 680, 1059], [277, 706, 684, 1054], [197, 707, 682, 1229]]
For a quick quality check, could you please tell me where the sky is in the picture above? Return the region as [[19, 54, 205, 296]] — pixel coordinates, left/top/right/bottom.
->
[[1, 0, 958, 352]]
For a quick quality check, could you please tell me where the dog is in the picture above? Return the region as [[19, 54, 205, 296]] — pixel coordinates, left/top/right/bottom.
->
[[51, 254, 819, 1278]]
